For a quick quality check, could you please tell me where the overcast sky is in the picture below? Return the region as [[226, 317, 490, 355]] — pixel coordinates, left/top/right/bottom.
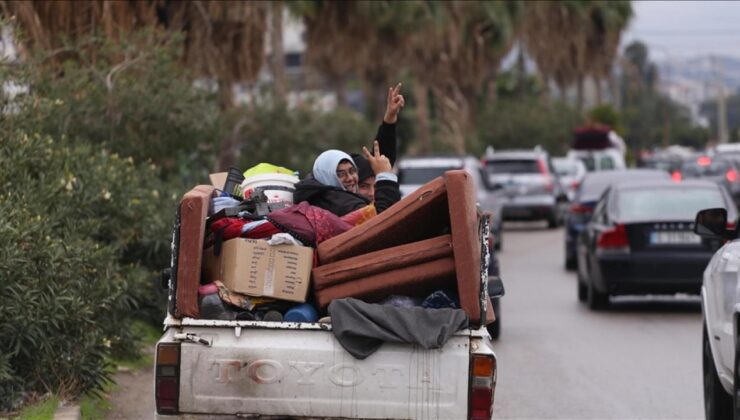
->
[[622, 1, 740, 60]]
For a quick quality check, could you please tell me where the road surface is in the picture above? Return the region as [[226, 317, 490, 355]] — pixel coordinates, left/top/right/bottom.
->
[[491, 222, 703, 419]]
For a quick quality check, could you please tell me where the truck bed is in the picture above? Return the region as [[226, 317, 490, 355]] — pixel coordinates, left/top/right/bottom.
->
[[158, 317, 490, 419]]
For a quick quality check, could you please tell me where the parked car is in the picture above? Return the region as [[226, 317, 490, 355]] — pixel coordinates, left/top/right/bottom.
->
[[482, 148, 567, 228], [674, 155, 740, 208], [576, 179, 736, 309], [567, 148, 626, 172], [397, 156, 504, 250], [564, 169, 671, 270], [694, 207, 740, 419], [552, 157, 587, 202]]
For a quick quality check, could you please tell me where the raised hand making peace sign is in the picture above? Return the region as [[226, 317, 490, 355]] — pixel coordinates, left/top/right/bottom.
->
[[383, 83, 405, 124], [362, 140, 392, 175]]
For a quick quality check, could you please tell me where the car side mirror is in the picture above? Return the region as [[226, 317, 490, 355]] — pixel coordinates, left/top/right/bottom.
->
[[694, 208, 733, 239], [488, 276, 505, 299]]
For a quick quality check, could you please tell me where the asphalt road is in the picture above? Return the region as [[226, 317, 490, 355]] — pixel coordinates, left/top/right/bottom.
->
[[491, 222, 704, 419]]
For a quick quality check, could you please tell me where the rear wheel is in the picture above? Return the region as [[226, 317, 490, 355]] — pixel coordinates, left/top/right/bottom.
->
[[546, 213, 558, 229], [704, 324, 732, 420], [565, 255, 577, 271], [587, 278, 609, 310]]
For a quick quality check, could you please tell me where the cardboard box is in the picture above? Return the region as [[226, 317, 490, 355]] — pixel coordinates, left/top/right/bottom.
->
[[203, 238, 313, 302]]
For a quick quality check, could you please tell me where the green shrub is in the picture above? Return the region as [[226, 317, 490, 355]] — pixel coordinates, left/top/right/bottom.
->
[[474, 98, 581, 156], [0, 132, 177, 409], [230, 103, 376, 176]]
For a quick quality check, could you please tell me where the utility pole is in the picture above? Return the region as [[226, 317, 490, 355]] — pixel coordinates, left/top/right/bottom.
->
[[714, 56, 730, 143]]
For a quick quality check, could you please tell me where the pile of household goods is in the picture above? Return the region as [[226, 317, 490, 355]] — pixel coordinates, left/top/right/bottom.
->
[[170, 163, 493, 357]]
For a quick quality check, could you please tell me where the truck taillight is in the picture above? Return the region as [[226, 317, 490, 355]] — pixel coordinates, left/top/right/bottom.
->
[[469, 353, 496, 420], [156, 343, 180, 415]]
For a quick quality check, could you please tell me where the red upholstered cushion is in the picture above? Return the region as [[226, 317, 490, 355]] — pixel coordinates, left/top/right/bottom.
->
[[176, 185, 214, 318], [444, 170, 489, 326], [312, 235, 453, 291], [317, 177, 449, 264]]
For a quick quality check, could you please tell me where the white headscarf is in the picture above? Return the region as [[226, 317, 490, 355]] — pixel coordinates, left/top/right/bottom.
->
[[312, 150, 355, 190]]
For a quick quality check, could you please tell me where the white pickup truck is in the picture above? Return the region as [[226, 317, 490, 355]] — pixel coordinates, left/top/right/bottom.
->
[[154, 179, 501, 420]]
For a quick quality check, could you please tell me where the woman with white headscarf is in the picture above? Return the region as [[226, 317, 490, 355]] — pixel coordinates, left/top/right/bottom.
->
[[293, 142, 400, 217]]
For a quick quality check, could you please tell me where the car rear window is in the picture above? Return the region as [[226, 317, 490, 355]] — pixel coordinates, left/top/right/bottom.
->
[[553, 160, 578, 176], [617, 187, 725, 222], [681, 160, 729, 177], [485, 159, 540, 174], [398, 167, 458, 184]]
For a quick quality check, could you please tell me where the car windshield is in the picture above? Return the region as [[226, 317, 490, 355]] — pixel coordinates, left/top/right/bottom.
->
[[398, 166, 458, 184], [681, 160, 729, 177], [617, 187, 725, 222], [485, 159, 539, 174]]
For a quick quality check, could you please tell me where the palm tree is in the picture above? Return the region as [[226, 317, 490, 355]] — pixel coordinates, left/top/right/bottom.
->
[[520, 1, 632, 113], [1, 0, 269, 169]]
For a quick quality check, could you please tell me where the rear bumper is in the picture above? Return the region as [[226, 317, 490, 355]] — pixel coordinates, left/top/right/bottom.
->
[[594, 251, 712, 295], [501, 197, 556, 220]]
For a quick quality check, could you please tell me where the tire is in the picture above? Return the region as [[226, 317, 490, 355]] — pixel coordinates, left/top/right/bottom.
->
[[576, 255, 587, 302], [547, 213, 558, 229], [587, 278, 609, 310], [487, 298, 501, 340], [565, 255, 576, 271], [577, 275, 587, 302], [704, 324, 733, 420], [494, 236, 502, 252]]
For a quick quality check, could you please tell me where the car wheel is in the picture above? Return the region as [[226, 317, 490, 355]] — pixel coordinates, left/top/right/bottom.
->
[[487, 298, 501, 340], [577, 272, 587, 302], [587, 278, 609, 310], [546, 213, 558, 229], [565, 255, 576, 271], [494, 235, 502, 251], [704, 324, 732, 420]]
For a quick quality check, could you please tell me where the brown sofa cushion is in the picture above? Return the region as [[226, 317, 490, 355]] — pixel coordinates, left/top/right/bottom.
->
[[317, 176, 449, 264], [314, 257, 457, 311], [445, 170, 491, 325], [312, 235, 453, 291], [176, 185, 214, 318]]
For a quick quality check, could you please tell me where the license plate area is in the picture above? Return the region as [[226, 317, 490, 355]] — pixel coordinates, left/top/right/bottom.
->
[[649, 231, 701, 245]]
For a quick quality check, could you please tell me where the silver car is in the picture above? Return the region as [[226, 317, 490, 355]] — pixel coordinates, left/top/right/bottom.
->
[[552, 157, 587, 202], [482, 148, 568, 228]]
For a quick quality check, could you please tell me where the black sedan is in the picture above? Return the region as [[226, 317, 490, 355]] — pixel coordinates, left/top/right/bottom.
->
[[576, 179, 736, 309], [564, 169, 670, 270]]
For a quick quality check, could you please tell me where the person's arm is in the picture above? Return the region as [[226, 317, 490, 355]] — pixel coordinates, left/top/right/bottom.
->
[[372, 83, 404, 166]]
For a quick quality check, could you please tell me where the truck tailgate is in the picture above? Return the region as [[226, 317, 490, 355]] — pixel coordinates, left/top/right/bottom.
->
[[169, 325, 472, 419]]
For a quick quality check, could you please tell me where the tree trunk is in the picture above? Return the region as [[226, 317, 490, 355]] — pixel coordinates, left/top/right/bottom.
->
[[576, 74, 584, 115], [414, 81, 432, 155], [269, 1, 287, 102], [215, 79, 238, 171], [594, 76, 603, 105], [608, 73, 619, 108], [334, 74, 347, 108], [516, 46, 526, 99]]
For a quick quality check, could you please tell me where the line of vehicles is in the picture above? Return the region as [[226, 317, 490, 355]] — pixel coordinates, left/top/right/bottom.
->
[[396, 137, 740, 419]]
